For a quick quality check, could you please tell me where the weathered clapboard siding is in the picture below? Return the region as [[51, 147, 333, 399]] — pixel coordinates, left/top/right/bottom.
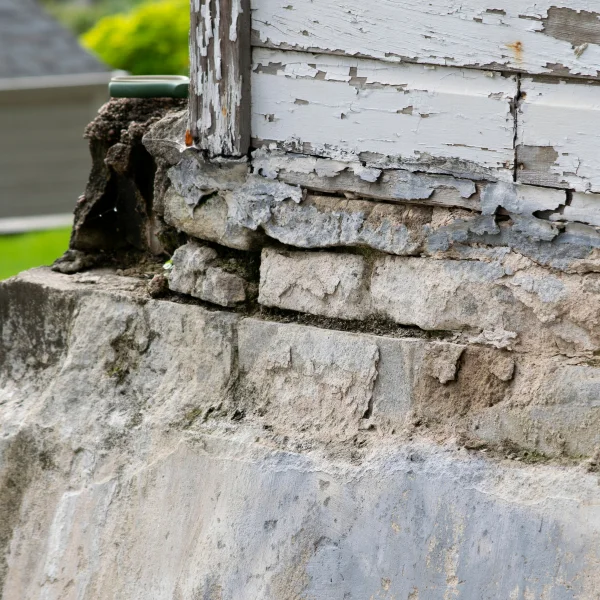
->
[[251, 0, 600, 79], [251, 49, 517, 181], [0, 83, 107, 219], [190, 0, 251, 156], [517, 77, 600, 193]]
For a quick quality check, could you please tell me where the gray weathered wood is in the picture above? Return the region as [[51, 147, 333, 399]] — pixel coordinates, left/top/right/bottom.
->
[[190, 0, 250, 156], [516, 145, 566, 190], [251, 149, 481, 210]]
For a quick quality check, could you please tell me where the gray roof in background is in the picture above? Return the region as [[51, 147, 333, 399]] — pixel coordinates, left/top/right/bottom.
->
[[0, 0, 109, 79]]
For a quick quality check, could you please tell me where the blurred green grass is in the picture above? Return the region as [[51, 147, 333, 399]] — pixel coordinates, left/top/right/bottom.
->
[[0, 228, 71, 281]]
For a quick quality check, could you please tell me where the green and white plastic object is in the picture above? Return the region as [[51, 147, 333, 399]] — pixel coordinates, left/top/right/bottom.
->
[[109, 75, 189, 99]]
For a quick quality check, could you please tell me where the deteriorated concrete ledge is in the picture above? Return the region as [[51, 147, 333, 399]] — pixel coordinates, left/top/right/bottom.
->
[[3, 99, 600, 598], [1, 268, 600, 599]]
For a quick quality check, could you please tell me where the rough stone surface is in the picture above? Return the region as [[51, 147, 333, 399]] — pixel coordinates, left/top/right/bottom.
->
[[238, 319, 379, 442], [159, 142, 600, 274], [259, 248, 600, 354], [8, 92, 600, 600], [163, 187, 264, 251], [370, 256, 508, 333], [2, 270, 600, 599], [169, 241, 247, 307], [233, 193, 433, 255], [259, 248, 370, 320], [66, 99, 186, 259]]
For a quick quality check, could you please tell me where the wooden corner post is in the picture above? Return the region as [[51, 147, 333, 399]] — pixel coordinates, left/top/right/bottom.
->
[[190, 0, 251, 157]]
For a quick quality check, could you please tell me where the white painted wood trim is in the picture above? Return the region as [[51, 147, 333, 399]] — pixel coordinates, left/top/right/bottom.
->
[[251, 148, 481, 210], [251, 0, 600, 79], [251, 49, 516, 181]]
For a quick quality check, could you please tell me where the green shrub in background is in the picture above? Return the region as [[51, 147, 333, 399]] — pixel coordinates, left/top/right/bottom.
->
[[43, 0, 145, 36], [81, 0, 189, 75]]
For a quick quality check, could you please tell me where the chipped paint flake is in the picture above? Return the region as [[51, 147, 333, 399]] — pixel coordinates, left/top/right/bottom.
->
[[481, 182, 566, 216], [551, 191, 600, 227]]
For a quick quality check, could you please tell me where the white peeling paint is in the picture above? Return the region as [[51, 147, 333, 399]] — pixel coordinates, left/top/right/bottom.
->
[[253, 149, 380, 182], [213, 0, 221, 81], [551, 192, 600, 227], [251, 0, 600, 78], [229, 0, 242, 42], [481, 181, 566, 216], [518, 78, 600, 193], [192, 0, 249, 156], [251, 49, 516, 180]]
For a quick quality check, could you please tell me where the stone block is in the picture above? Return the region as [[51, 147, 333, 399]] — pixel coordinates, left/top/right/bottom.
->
[[168, 242, 218, 296], [238, 319, 380, 441], [237, 318, 514, 439], [169, 241, 247, 307], [370, 256, 507, 331], [232, 193, 432, 255], [258, 248, 370, 320], [258, 248, 600, 353], [472, 359, 600, 458], [200, 267, 246, 307], [163, 188, 263, 251]]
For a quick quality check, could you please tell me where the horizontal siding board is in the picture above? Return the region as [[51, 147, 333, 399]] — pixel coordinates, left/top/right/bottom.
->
[[517, 77, 600, 192], [0, 190, 81, 218], [0, 105, 94, 133], [251, 49, 516, 181], [0, 147, 91, 170], [251, 0, 600, 79], [251, 149, 481, 210], [0, 96, 96, 218]]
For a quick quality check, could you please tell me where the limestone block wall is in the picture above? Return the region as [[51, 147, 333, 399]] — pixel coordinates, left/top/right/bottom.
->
[[1, 268, 600, 599]]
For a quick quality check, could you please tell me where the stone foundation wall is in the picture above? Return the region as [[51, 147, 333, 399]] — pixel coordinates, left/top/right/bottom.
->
[[2, 99, 600, 599]]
